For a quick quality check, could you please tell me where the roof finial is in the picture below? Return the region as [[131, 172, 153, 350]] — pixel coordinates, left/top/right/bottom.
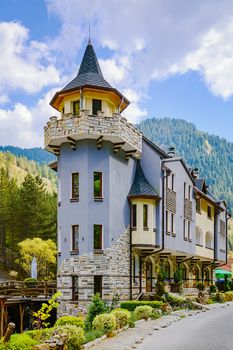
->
[[88, 10, 91, 45]]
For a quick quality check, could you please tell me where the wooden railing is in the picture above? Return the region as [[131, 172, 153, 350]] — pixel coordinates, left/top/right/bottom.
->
[[0, 280, 57, 299]]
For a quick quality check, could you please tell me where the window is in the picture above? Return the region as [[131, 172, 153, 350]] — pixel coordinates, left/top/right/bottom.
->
[[92, 99, 102, 115], [183, 219, 187, 240], [188, 186, 191, 201], [171, 174, 175, 191], [94, 172, 102, 199], [196, 198, 201, 213], [94, 275, 102, 297], [188, 221, 191, 240], [166, 210, 169, 234], [71, 276, 78, 301], [184, 182, 186, 199], [62, 107, 65, 114], [94, 224, 102, 250], [171, 213, 174, 234], [143, 204, 148, 229], [71, 173, 79, 199], [207, 205, 212, 219], [132, 204, 137, 228], [72, 225, 79, 251], [73, 100, 80, 115]]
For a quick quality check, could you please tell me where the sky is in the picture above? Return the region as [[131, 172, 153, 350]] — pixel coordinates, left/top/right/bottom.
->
[[0, 0, 233, 148]]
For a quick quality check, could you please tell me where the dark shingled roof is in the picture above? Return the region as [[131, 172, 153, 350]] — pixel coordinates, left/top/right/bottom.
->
[[128, 162, 159, 198], [62, 40, 113, 91]]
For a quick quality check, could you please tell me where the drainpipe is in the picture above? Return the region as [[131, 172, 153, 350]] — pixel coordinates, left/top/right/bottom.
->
[[129, 206, 133, 301], [226, 210, 231, 264]]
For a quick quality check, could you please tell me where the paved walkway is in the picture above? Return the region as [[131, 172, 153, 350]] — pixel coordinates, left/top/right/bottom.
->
[[86, 308, 210, 350]]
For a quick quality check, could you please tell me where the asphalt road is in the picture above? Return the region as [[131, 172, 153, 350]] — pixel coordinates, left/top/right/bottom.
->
[[137, 305, 233, 350]]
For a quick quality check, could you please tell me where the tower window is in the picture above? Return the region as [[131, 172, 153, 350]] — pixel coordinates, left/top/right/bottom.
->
[[143, 204, 148, 229], [94, 224, 103, 250], [94, 172, 102, 199], [71, 173, 79, 199], [72, 225, 79, 251], [71, 276, 78, 301], [196, 198, 201, 213], [207, 205, 212, 219], [94, 275, 103, 297], [132, 204, 137, 228], [73, 100, 80, 115], [92, 99, 102, 115]]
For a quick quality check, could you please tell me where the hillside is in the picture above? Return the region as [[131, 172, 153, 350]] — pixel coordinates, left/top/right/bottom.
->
[[138, 118, 233, 214], [0, 151, 56, 193], [0, 146, 55, 164]]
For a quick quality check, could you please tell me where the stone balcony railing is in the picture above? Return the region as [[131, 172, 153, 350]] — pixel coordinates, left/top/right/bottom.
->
[[44, 110, 142, 157]]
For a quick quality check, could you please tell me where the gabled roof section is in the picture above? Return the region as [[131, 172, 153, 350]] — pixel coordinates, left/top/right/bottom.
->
[[195, 178, 208, 193], [128, 161, 160, 199], [163, 157, 195, 184], [62, 41, 113, 91]]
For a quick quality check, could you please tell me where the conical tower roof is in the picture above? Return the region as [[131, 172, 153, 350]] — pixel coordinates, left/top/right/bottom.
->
[[62, 40, 113, 91], [128, 162, 160, 199]]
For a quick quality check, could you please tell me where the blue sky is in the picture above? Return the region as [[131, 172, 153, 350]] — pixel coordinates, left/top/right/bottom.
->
[[0, 0, 233, 147]]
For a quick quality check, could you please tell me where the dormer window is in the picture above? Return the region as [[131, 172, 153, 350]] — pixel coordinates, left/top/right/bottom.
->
[[73, 100, 80, 115], [92, 99, 102, 115]]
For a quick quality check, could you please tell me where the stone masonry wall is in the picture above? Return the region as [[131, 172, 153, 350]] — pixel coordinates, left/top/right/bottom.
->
[[57, 229, 130, 316]]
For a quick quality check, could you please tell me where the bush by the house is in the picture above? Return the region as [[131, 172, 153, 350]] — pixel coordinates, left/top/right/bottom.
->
[[6, 333, 39, 350], [92, 313, 116, 336], [120, 300, 163, 311], [26, 328, 52, 342], [151, 309, 162, 319], [84, 329, 105, 344], [196, 282, 205, 291], [110, 308, 130, 329], [134, 305, 153, 321], [55, 315, 84, 329], [85, 293, 108, 330], [24, 277, 37, 287], [209, 285, 217, 294], [214, 292, 225, 303], [53, 324, 85, 350], [223, 291, 233, 301]]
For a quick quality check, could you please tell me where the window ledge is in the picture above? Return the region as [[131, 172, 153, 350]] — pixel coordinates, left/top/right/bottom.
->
[[94, 197, 104, 202], [196, 243, 203, 247], [94, 249, 103, 254], [58, 201, 61, 207], [171, 232, 176, 237], [184, 237, 188, 241], [131, 227, 137, 231], [70, 198, 79, 203], [166, 231, 170, 236], [70, 250, 79, 255], [143, 227, 149, 231]]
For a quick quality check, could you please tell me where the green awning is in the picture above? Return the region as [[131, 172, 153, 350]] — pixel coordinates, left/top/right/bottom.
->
[[215, 269, 232, 278]]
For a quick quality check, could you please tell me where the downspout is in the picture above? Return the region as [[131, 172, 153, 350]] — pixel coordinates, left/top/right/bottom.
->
[[129, 206, 132, 300], [226, 211, 231, 264]]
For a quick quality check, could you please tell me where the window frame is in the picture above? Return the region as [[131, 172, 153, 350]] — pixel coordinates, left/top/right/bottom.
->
[[143, 204, 148, 230], [207, 205, 212, 220], [92, 99, 102, 115], [171, 173, 175, 191], [93, 224, 103, 251], [196, 198, 201, 213], [93, 172, 103, 200], [183, 218, 188, 240], [71, 276, 79, 301], [71, 225, 79, 252], [132, 204, 137, 228], [71, 172, 79, 201], [72, 100, 80, 115], [166, 210, 170, 235], [94, 275, 103, 297]]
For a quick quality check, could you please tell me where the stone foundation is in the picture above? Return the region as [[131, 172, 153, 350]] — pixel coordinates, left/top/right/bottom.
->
[[57, 229, 130, 316]]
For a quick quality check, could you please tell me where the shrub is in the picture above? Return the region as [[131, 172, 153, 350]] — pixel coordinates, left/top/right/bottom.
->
[[84, 329, 104, 344], [120, 300, 163, 311], [85, 293, 108, 330], [110, 308, 130, 329], [7, 333, 38, 350], [26, 328, 52, 342], [173, 268, 183, 284], [24, 277, 37, 287], [55, 316, 84, 329], [156, 271, 165, 297], [92, 313, 116, 336], [151, 309, 162, 319], [196, 282, 205, 291], [214, 292, 225, 303], [53, 325, 85, 350], [209, 285, 217, 294], [166, 294, 187, 308], [224, 291, 233, 301], [134, 305, 153, 321]]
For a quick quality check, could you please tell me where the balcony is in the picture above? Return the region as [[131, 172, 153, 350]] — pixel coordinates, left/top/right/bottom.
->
[[44, 110, 142, 158]]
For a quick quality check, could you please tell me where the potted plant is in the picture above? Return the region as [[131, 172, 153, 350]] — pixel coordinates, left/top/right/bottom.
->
[[171, 268, 183, 293]]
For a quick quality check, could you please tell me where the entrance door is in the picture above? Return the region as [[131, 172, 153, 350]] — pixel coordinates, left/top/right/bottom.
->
[[146, 260, 153, 292]]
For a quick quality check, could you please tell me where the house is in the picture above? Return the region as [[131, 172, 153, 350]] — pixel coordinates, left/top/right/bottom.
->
[[44, 40, 229, 315]]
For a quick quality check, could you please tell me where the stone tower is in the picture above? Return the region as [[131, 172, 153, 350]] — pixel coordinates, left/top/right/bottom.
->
[[44, 40, 142, 314]]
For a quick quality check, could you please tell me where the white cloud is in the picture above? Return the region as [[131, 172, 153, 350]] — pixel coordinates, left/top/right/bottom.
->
[[0, 89, 60, 147], [0, 95, 9, 105], [122, 89, 147, 124], [0, 22, 60, 95]]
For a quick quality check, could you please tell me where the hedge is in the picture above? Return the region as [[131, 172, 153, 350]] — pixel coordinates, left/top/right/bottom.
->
[[120, 301, 163, 311]]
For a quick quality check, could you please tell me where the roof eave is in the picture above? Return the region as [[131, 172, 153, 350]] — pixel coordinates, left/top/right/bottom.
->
[[128, 194, 161, 200]]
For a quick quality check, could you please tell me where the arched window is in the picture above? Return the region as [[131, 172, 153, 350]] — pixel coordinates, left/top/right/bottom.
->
[[205, 232, 213, 249], [204, 267, 210, 282], [162, 260, 171, 279]]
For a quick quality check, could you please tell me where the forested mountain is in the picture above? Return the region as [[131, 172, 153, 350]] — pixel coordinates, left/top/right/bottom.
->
[[0, 146, 55, 164], [138, 118, 233, 214]]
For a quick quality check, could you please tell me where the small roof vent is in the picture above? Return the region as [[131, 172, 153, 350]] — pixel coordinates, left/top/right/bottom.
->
[[167, 146, 176, 157]]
